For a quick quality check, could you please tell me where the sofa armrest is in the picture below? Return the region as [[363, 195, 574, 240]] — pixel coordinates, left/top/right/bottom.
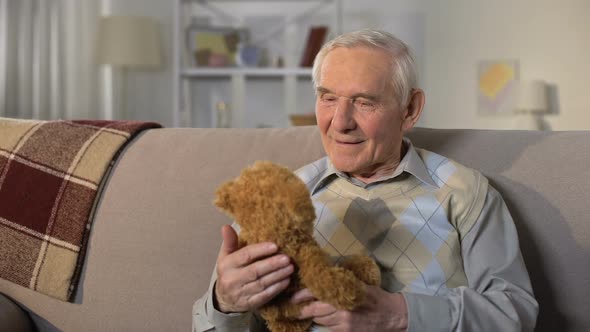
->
[[0, 293, 35, 332]]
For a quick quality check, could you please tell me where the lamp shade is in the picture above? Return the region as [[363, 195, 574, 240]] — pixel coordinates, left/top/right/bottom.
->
[[515, 80, 548, 114], [96, 16, 162, 68]]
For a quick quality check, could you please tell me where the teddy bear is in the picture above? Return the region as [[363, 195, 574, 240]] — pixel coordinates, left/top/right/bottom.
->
[[214, 161, 381, 332]]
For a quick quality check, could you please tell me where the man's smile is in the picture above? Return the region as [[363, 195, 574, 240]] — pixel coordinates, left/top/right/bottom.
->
[[330, 135, 365, 145]]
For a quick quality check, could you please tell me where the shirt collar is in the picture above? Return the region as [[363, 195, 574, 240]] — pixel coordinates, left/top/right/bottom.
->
[[311, 138, 439, 194]]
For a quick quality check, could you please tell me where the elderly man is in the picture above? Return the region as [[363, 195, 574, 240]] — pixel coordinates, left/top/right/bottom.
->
[[193, 29, 538, 331]]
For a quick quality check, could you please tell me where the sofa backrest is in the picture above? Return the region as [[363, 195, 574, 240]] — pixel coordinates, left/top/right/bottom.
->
[[407, 128, 590, 332], [1, 127, 588, 331]]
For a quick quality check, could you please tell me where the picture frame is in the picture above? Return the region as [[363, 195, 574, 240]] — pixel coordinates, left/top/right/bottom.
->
[[477, 60, 520, 115]]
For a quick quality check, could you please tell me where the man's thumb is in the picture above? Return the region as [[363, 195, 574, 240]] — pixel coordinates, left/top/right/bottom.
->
[[219, 225, 239, 257]]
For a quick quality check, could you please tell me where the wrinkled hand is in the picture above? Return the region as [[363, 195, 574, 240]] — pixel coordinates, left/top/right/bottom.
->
[[214, 225, 294, 313], [291, 285, 408, 332]]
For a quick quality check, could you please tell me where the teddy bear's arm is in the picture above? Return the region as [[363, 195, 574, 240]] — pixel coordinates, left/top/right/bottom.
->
[[295, 245, 365, 311], [339, 255, 381, 286]]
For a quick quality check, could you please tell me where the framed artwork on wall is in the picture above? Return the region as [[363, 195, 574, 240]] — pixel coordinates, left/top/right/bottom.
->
[[477, 60, 519, 115]]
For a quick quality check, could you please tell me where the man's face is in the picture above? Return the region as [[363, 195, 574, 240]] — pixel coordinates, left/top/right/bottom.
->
[[315, 46, 407, 180]]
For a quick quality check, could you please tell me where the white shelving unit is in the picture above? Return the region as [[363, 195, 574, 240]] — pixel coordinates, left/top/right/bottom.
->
[[181, 67, 314, 77], [172, 0, 342, 127]]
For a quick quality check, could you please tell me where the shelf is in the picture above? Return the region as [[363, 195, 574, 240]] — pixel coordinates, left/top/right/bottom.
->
[[181, 67, 313, 78], [181, 0, 328, 3], [173, 0, 342, 127]]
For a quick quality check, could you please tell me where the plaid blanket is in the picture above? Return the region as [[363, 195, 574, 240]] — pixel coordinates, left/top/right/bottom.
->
[[0, 118, 161, 301]]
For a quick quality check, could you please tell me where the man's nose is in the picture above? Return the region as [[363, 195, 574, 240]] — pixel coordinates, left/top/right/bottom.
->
[[331, 98, 356, 131]]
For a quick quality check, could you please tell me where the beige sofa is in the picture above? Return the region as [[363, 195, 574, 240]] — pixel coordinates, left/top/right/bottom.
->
[[1, 126, 589, 331]]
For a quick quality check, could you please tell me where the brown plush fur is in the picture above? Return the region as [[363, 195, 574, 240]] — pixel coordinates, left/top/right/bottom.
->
[[215, 161, 381, 332]]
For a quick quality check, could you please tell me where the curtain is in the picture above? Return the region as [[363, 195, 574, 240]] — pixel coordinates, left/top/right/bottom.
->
[[0, 0, 101, 120]]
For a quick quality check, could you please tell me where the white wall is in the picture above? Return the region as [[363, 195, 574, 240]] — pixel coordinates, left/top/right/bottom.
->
[[421, 0, 590, 130], [110, 0, 590, 130]]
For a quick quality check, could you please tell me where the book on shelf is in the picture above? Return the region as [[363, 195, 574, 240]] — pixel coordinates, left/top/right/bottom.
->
[[300, 26, 328, 67]]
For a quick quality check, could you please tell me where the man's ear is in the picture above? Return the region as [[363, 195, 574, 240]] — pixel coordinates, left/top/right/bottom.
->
[[401, 88, 425, 132]]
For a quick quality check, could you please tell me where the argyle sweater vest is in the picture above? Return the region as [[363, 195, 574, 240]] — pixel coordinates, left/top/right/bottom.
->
[[296, 149, 488, 296]]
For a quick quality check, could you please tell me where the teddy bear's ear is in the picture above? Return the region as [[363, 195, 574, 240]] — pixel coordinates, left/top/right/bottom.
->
[[214, 181, 236, 214]]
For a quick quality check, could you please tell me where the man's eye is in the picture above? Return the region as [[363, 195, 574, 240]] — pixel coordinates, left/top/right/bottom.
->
[[322, 94, 338, 102], [355, 99, 375, 108]]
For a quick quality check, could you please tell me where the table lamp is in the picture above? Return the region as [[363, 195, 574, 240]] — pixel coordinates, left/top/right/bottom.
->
[[513, 80, 549, 130], [96, 16, 162, 119]]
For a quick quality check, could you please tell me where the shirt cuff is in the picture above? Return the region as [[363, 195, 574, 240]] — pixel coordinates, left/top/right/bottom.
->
[[205, 285, 252, 331], [402, 292, 452, 332]]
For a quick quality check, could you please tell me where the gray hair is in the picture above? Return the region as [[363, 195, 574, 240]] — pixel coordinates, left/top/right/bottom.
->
[[312, 29, 418, 106]]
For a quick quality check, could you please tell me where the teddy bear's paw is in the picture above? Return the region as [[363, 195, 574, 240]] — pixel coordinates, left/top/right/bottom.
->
[[260, 305, 313, 332], [278, 300, 307, 320], [340, 255, 382, 286], [302, 266, 366, 310], [268, 319, 313, 332]]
